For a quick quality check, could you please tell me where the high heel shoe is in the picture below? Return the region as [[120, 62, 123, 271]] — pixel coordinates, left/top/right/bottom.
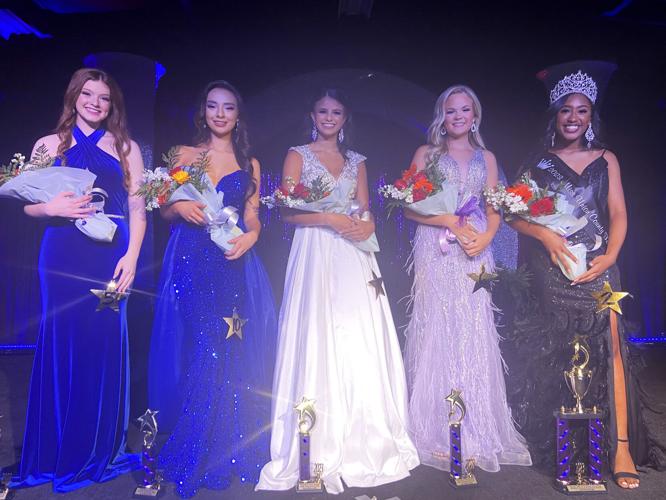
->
[[612, 438, 640, 489]]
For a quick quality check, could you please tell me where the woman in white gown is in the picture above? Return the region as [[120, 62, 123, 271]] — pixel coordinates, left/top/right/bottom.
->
[[257, 89, 419, 495]]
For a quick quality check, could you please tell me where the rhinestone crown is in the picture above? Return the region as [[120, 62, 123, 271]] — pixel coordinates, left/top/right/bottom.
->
[[549, 70, 598, 104]]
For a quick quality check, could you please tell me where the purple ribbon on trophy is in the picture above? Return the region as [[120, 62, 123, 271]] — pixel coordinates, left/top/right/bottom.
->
[[438, 196, 482, 254]]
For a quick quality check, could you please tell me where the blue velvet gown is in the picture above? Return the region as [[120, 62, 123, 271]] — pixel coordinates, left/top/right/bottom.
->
[[11, 126, 139, 492], [148, 169, 277, 498]]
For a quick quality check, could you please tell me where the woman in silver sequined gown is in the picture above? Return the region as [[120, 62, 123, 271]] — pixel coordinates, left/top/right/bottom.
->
[[403, 85, 532, 472], [506, 61, 666, 489]]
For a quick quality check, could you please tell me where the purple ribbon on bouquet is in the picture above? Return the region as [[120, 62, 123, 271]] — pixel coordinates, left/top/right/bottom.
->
[[438, 196, 482, 254]]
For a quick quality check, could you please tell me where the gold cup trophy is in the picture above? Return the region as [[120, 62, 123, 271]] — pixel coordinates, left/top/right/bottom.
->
[[554, 338, 607, 494]]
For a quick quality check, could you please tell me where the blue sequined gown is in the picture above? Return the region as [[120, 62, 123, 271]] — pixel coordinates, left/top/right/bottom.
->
[[148, 169, 277, 498], [12, 126, 139, 492]]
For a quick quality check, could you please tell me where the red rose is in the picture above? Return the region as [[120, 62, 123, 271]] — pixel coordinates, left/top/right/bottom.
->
[[529, 197, 555, 216], [169, 166, 183, 175], [278, 186, 290, 196], [293, 183, 310, 199], [412, 189, 427, 202], [413, 172, 427, 183], [394, 179, 408, 190]]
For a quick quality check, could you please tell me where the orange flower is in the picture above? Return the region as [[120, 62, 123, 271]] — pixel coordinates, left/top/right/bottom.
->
[[401, 164, 417, 182], [413, 177, 432, 192], [171, 169, 190, 185], [507, 183, 533, 203]]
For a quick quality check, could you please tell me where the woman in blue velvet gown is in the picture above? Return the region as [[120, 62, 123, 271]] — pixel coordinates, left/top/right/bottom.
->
[[12, 68, 147, 492], [148, 80, 276, 498]]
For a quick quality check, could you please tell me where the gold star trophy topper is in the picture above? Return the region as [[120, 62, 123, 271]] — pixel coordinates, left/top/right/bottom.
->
[[294, 396, 317, 434], [90, 279, 128, 312], [445, 388, 467, 424], [467, 264, 498, 294], [367, 270, 386, 299], [591, 281, 631, 315], [224, 307, 247, 340]]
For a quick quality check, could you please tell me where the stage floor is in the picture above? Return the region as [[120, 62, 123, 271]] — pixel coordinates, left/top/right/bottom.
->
[[2, 349, 665, 500]]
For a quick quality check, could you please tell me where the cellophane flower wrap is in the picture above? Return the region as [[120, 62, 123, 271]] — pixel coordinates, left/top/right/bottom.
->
[[137, 148, 244, 252], [484, 171, 590, 280], [261, 175, 380, 253], [0, 146, 118, 242]]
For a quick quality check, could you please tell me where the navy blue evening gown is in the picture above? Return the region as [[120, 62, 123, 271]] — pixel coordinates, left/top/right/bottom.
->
[[11, 126, 139, 492]]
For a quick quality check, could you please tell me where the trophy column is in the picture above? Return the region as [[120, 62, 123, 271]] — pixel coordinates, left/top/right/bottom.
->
[[294, 397, 324, 493], [134, 409, 162, 497], [554, 339, 607, 494], [445, 389, 477, 488]]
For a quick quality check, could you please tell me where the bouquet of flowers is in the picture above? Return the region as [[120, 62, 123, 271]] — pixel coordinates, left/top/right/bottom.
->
[[136, 147, 243, 252], [379, 155, 483, 254], [260, 175, 333, 209], [0, 146, 118, 242], [378, 156, 458, 216], [484, 172, 590, 280], [261, 175, 380, 252]]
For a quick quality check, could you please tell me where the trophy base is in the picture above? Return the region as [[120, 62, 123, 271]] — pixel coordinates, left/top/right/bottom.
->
[[555, 479, 607, 495], [133, 484, 161, 497], [449, 473, 478, 488], [296, 478, 324, 493]]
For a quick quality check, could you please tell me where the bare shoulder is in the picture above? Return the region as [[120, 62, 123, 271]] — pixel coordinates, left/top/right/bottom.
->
[[284, 148, 304, 165], [31, 134, 60, 157], [414, 144, 430, 159], [250, 157, 261, 173], [602, 149, 619, 166], [481, 149, 497, 164]]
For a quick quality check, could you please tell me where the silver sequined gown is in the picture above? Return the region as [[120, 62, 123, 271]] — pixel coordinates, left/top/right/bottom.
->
[[404, 149, 532, 472]]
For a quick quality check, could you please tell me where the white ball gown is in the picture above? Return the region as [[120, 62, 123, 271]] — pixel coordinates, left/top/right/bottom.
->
[[256, 145, 419, 494]]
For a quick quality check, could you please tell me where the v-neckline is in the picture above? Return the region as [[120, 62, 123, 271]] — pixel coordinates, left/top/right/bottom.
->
[[548, 151, 605, 178], [306, 144, 347, 182], [443, 149, 480, 189]]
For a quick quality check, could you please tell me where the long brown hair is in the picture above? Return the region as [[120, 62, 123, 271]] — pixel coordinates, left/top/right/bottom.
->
[[55, 68, 132, 188], [193, 80, 255, 197]]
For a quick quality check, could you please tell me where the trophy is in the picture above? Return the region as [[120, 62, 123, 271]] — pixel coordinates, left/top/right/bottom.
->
[[294, 397, 324, 493], [134, 409, 162, 497], [445, 389, 477, 488], [554, 338, 606, 494]]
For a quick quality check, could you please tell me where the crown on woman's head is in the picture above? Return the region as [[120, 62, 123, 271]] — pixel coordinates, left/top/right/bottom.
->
[[549, 70, 598, 104]]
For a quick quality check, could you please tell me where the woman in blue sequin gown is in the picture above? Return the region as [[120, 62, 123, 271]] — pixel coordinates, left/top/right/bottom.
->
[[148, 81, 276, 498], [12, 68, 146, 492]]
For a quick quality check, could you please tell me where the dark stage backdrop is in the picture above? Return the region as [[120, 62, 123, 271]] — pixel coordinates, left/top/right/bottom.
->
[[1, 1, 665, 413]]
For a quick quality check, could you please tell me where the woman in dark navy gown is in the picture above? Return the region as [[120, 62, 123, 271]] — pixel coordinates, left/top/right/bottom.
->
[[12, 68, 146, 492], [148, 80, 276, 498]]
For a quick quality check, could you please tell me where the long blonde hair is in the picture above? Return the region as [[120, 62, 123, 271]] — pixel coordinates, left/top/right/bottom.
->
[[426, 85, 486, 155]]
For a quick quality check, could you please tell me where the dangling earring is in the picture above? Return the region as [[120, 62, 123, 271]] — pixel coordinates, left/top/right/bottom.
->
[[338, 128, 344, 143], [203, 122, 207, 129], [551, 132, 556, 148], [235, 120, 239, 132], [311, 123, 318, 142], [585, 124, 595, 149], [470, 121, 477, 133], [440, 127, 447, 136]]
